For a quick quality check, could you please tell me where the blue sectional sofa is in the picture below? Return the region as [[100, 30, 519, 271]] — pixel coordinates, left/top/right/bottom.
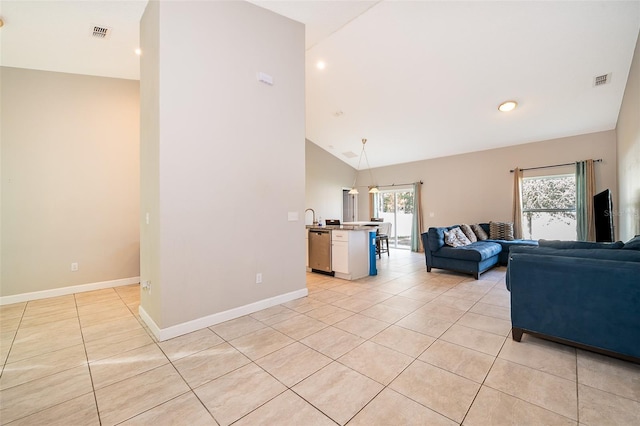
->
[[506, 237, 640, 363], [421, 223, 537, 279]]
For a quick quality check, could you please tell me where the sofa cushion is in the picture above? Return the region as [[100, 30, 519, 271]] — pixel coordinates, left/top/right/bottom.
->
[[490, 221, 514, 241], [460, 224, 477, 242], [623, 235, 640, 250], [471, 224, 489, 240], [539, 240, 625, 250], [434, 241, 502, 262], [509, 246, 640, 262]]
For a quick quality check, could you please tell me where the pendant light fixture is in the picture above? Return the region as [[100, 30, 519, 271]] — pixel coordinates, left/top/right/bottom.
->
[[348, 138, 378, 195]]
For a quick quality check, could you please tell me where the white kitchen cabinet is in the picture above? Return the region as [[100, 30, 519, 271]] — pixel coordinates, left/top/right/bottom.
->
[[331, 230, 369, 280]]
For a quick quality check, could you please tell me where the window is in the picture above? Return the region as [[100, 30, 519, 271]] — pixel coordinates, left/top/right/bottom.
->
[[522, 174, 576, 240]]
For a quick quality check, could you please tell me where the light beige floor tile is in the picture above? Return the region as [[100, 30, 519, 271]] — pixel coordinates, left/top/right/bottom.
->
[[440, 324, 506, 356], [281, 297, 326, 313], [419, 339, 494, 383], [195, 363, 287, 426], [578, 383, 640, 426], [0, 365, 93, 424], [18, 308, 78, 329], [8, 327, 84, 363], [305, 304, 351, 321], [173, 342, 251, 388], [74, 289, 121, 306], [398, 287, 441, 302], [79, 305, 134, 327], [0, 315, 21, 333], [14, 316, 80, 338], [77, 299, 127, 316], [260, 308, 308, 326], [349, 388, 457, 426], [229, 327, 294, 360], [24, 295, 75, 313], [95, 364, 189, 426], [457, 311, 512, 336], [389, 359, 480, 423], [293, 362, 384, 425], [418, 302, 467, 322], [158, 328, 224, 361], [577, 349, 640, 401], [271, 314, 328, 340], [90, 343, 169, 389], [498, 333, 576, 381], [371, 324, 435, 357], [308, 289, 351, 304], [485, 358, 577, 420], [359, 303, 410, 323], [255, 341, 331, 387], [354, 290, 393, 303], [81, 316, 144, 342], [0, 302, 26, 319], [0, 343, 87, 390], [333, 314, 389, 339], [249, 305, 294, 322], [380, 294, 426, 311], [395, 310, 453, 338], [317, 308, 356, 325], [468, 301, 511, 321], [330, 283, 366, 296], [432, 294, 478, 311], [7, 392, 99, 426], [300, 326, 365, 359], [338, 340, 413, 385], [478, 293, 510, 308], [120, 392, 217, 426], [465, 385, 576, 425], [84, 328, 154, 362], [234, 389, 335, 426], [331, 296, 378, 313], [209, 315, 266, 341]]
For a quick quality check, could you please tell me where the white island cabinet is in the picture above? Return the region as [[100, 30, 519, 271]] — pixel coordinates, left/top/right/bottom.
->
[[331, 229, 370, 280]]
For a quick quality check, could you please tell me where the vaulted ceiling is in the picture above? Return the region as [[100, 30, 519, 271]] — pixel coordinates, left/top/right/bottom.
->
[[1, 1, 638, 169]]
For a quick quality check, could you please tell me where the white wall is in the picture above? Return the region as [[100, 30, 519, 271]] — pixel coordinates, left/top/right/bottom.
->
[[140, 1, 305, 335], [305, 139, 356, 224], [1, 67, 140, 298], [355, 131, 618, 236], [616, 31, 640, 241]]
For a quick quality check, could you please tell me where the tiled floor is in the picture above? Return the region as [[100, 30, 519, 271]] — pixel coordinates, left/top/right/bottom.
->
[[1, 250, 639, 425]]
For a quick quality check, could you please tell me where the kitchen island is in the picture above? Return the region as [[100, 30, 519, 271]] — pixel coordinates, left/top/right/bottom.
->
[[306, 225, 375, 280]]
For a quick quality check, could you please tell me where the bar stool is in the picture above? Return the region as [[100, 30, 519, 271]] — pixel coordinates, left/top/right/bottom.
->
[[371, 218, 389, 258]]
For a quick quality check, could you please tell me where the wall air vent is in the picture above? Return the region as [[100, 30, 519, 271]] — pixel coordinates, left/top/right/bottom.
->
[[593, 73, 611, 87], [91, 25, 111, 39]]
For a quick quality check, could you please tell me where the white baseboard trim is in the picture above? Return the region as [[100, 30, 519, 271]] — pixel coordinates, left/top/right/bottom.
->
[[0, 277, 141, 306], [138, 288, 309, 341]]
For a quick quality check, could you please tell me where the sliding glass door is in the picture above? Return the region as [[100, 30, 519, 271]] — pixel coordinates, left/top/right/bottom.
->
[[374, 189, 414, 249]]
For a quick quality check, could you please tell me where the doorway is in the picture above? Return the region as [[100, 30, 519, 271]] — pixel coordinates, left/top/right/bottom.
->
[[342, 189, 357, 222], [374, 189, 414, 249]]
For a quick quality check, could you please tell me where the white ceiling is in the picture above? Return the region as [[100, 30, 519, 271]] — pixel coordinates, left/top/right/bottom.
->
[[1, 1, 639, 169]]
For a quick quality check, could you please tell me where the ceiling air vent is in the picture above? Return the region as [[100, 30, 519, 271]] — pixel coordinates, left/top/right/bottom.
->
[[91, 25, 111, 39], [593, 73, 611, 87], [342, 151, 358, 159]]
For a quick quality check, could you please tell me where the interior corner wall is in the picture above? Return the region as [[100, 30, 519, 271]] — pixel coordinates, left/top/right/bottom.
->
[[140, 1, 305, 332], [616, 31, 640, 241], [305, 139, 357, 223], [0, 67, 140, 297], [355, 131, 618, 234]]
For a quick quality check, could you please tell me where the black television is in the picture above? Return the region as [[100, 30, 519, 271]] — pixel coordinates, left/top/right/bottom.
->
[[593, 189, 614, 242]]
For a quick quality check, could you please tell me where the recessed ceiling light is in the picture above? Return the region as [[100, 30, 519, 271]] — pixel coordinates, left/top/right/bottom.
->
[[498, 100, 517, 112], [135, 48, 142, 56], [316, 61, 326, 70]]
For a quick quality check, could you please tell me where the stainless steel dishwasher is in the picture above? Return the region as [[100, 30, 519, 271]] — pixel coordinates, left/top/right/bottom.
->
[[308, 229, 333, 275]]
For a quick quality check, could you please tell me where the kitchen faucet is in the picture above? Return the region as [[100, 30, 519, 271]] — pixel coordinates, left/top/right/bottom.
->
[[305, 208, 318, 225]]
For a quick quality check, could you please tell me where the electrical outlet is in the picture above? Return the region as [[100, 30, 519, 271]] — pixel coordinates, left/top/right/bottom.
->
[[142, 280, 151, 291], [71, 262, 79, 272], [256, 273, 262, 284]]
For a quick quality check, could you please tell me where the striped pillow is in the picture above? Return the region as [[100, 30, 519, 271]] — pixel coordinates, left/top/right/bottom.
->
[[489, 221, 514, 241]]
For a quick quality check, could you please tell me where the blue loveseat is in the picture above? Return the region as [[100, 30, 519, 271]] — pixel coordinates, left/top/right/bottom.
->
[[421, 223, 537, 279], [506, 237, 640, 362]]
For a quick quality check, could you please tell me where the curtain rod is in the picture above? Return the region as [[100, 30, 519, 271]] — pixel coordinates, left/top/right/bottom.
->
[[377, 180, 423, 188], [510, 159, 602, 173]]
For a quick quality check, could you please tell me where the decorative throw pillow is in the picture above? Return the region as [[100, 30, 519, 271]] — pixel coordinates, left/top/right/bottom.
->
[[453, 227, 472, 245], [471, 224, 489, 241], [444, 229, 461, 247], [460, 224, 477, 242], [490, 221, 515, 241]]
